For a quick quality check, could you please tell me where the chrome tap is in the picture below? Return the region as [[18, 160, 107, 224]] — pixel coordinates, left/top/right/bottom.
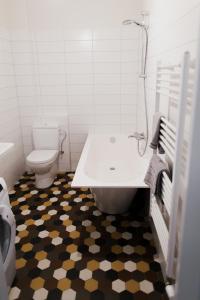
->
[[128, 132, 145, 141]]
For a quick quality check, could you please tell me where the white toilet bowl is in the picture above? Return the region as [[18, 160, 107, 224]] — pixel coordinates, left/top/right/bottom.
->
[[26, 150, 59, 189]]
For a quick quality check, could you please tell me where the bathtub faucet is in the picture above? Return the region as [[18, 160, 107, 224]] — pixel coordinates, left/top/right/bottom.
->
[[128, 132, 145, 141]]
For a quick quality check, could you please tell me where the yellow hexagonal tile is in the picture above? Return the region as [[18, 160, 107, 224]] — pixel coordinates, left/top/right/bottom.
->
[[134, 245, 146, 255], [66, 244, 78, 253], [57, 278, 71, 291], [137, 261, 150, 273], [20, 205, 29, 211], [62, 259, 75, 270], [69, 231, 80, 239], [25, 219, 34, 226], [63, 219, 72, 226], [40, 193, 48, 199], [111, 232, 122, 240], [84, 279, 98, 292], [84, 238, 95, 246], [43, 201, 52, 207], [87, 260, 99, 271], [21, 243, 33, 252], [126, 279, 140, 293], [49, 230, 59, 238], [63, 194, 71, 199], [11, 200, 19, 207], [16, 258, 26, 269], [31, 277, 45, 290], [41, 214, 51, 221], [24, 193, 32, 199], [18, 230, 29, 238], [86, 225, 96, 233], [35, 251, 47, 261], [63, 205, 72, 212], [112, 245, 122, 254], [79, 194, 87, 199], [111, 261, 124, 272]]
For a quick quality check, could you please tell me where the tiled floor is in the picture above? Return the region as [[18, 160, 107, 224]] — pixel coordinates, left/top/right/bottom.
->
[[9, 173, 167, 300]]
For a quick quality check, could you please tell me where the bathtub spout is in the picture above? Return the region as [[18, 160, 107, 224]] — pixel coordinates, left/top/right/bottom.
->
[[128, 132, 145, 141]]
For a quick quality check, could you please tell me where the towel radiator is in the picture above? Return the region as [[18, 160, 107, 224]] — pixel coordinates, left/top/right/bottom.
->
[[151, 52, 195, 283]]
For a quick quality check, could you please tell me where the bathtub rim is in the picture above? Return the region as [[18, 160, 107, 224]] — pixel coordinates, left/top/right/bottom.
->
[[71, 133, 150, 189]]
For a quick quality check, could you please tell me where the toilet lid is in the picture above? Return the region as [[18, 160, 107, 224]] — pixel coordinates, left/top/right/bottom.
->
[[26, 150, 58, 165]]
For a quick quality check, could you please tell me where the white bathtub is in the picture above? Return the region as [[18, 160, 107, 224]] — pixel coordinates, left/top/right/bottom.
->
[[72, 134, 150, 214]]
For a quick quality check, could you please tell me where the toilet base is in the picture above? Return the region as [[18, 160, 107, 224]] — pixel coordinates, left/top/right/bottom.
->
[[35, 172, 55, 189]]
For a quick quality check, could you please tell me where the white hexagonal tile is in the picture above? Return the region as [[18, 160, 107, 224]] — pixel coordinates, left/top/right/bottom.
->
[[70, 251, 82, 261], [48, 210, 57, 216], [54, 181, 61, 186], [140, 280, 154, 294], [124, 261, 137, 272], [60, 201, 69, 206], [74, 197, 82, 203], [50, 197, 58, 203], [80, 206, 89, 211], [37, 259, 51, 270], [131, 221, 141, 228], [52, 237, 63, 245], [18, 197, 26, 203], [90, 231, 101, 239], [99, 260, 112, 271], [61, 289, 76, 300], [33, 288, 48, 300], [123, 245, 134, 255], [143, 232, 152, 241], [34, 219, 44, 226], [82, 220, 92, 227], [53, 268, 67, 280], [59, 214, 69, 221], [53, 190, 61, 195], [21, 209, 31, 216], [68, 190, 76, 195], [106, 215, 116, 221], [38, 230, 49, 238], [122, 232, 132, 240], [93, 210, 102, 216], [37, 205, 46, 211], [89, 245, 100, 254], [15, 236, 20, 244], [9, 287, 21, 299], [79, 268, 92, 281], [66, 225, 76, 232], [112, 279, 125, 293], [106, 225, 116, 233], [30, 190, 39, 195], [17, 224, 27, 232]]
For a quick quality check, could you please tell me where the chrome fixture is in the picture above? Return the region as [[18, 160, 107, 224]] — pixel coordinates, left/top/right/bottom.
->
[[128, 132, 145, 141], [122, 16, 149, 157]]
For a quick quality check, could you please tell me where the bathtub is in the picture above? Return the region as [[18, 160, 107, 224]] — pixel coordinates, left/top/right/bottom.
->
[[72, 134, 150, 214]]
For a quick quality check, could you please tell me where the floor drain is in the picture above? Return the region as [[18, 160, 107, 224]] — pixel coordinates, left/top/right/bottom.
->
[[110, 167, 115, 171]]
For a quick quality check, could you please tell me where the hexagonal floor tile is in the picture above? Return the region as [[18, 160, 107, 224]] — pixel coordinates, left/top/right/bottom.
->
[[79, 268, 92, 281], [112, 279, 125, 293], [140, 280, 154, 294], [53, 268, 67, 280]]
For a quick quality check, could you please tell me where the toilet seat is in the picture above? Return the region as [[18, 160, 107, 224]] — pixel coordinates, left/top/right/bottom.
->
[[26, 150, 58, 166]]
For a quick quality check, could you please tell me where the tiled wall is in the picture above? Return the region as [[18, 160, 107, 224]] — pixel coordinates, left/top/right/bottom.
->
[[0, 1, 24, 188], [141, 0, 200, 135], [11, 27, 141, 170], [6, 0, 144, 171]]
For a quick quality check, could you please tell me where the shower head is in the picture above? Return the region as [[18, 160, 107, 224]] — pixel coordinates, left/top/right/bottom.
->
[[122, 19, 146, 28]]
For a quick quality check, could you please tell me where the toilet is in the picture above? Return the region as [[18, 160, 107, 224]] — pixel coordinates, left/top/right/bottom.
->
[[26, 122, 59, 189]]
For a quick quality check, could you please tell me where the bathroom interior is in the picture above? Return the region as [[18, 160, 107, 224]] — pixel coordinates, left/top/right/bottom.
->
[[0, 0, 200, 299]]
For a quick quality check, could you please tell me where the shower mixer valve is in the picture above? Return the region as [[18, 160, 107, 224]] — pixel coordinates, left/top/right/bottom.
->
[[128, 132, 145, 141]]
